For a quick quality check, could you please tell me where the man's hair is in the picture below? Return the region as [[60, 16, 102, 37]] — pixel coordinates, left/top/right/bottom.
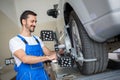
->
[[20, 10, 37, 25]]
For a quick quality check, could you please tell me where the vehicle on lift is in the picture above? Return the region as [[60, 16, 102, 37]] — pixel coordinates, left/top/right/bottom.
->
[[47, 0, 120, 75]]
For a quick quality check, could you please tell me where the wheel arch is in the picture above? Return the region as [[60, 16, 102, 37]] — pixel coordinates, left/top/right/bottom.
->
[[63, 3, 88, 39], [63, 2, 85, 26], [63, 3, 73, 25]]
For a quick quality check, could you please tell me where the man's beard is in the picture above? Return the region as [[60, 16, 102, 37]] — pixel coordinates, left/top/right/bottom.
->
[[25, 24, 35, 32], [30, 26, 35, 32]]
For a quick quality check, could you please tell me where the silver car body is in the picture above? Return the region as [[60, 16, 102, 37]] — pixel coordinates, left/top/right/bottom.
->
[[57, 0, 120, 42]]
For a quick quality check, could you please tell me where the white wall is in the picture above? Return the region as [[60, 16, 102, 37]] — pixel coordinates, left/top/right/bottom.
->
[[0, 0, 18, 25], [15, 0, 59, 27]]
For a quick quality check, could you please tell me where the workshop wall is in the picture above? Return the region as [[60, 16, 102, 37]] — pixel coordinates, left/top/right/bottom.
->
[[0, 10, 19, 80], [0, 0, 59, 80]]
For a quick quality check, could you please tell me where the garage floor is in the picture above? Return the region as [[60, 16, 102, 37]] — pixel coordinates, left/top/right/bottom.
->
[[46, 62, 84, 80]]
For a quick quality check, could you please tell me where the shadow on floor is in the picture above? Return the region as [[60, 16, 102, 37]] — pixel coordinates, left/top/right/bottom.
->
[[107, 59, 120, 70]]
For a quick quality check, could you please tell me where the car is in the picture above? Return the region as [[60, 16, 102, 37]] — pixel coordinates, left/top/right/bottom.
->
[[47, 0, 120, 75]]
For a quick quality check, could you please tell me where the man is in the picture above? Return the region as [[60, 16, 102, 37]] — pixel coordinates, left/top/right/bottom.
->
[[9, 10, 58, 80]]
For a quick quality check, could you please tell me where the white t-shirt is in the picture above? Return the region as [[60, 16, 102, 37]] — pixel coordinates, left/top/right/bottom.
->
[[9, 35, 44, 67]]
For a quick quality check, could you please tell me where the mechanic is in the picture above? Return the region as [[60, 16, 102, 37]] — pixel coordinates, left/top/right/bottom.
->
[[9, 10, 61, 80]]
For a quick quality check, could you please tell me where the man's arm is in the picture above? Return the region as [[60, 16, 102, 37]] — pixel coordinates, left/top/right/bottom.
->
[[43, 46, 64, 56], [14, 49, 56, 64], [42, 46, 56, 56]]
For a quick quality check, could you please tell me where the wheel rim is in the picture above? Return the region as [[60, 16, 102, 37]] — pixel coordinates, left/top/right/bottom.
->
[[71, 19, 84, 65]]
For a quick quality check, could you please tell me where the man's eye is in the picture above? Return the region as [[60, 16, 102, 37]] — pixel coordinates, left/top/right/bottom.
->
[[31, 20, 37, 23]]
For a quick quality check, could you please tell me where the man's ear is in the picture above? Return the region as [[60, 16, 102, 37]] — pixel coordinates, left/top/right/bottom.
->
[[22, 19, 26, 25]]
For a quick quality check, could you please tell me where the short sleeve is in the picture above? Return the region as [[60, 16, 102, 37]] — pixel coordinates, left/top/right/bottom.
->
[[9, 37, 25, 54]]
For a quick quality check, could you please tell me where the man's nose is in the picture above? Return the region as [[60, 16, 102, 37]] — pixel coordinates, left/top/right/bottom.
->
[[33, 22, 36, 25]]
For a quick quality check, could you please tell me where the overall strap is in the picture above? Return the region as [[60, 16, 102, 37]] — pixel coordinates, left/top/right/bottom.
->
[[33, 36, 40, 44], [17, 35, 28, 44], [17, 35, 40, 44]]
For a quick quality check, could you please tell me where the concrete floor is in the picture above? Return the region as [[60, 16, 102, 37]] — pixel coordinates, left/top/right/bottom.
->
[[50, 62, 83, 80]]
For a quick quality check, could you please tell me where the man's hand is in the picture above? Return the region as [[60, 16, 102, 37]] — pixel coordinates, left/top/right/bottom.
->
[[58, 49, 64, 54], [47, 53, 57, 60]]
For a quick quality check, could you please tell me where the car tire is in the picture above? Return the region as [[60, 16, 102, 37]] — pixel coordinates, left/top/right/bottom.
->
[[68, 11, 108, 75]]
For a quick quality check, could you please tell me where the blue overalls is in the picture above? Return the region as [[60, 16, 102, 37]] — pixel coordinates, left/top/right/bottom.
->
[[14, 35, 50, 80]]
